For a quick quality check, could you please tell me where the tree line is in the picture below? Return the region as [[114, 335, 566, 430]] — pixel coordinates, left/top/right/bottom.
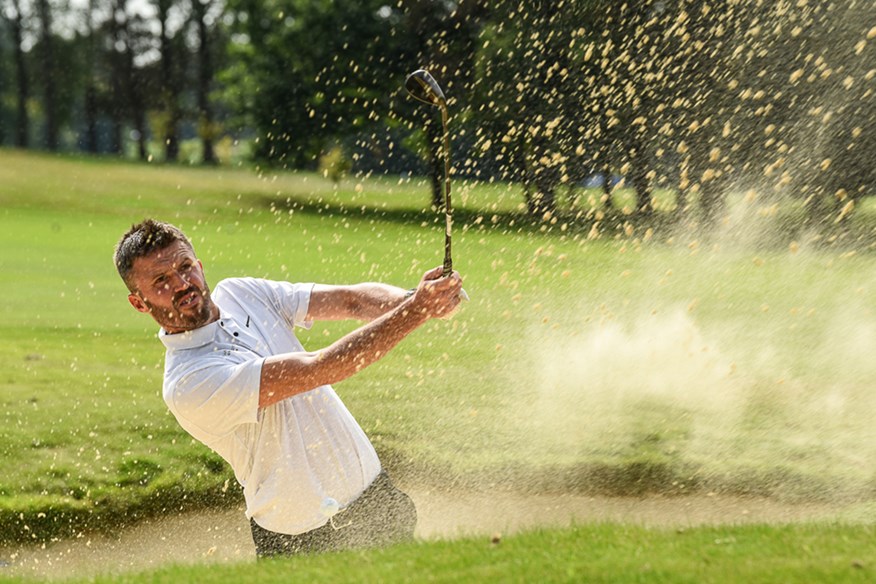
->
[[2, 0, 875, 227], [0, 0, 223, 161]]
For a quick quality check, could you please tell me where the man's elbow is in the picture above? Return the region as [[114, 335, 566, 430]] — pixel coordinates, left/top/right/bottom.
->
[[259, 352, 324, 406]]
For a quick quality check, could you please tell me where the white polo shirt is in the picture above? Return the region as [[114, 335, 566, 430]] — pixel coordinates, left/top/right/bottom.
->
[[159, 277, 382, 535]]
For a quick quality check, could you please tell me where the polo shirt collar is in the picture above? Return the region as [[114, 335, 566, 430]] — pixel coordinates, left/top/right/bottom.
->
[[158, 309, 239, 350], [158, 320, 217, 349]]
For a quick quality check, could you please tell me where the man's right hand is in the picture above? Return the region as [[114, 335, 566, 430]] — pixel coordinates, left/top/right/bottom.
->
[[409, 267, 464, 320], [260, 267, 464, 408]]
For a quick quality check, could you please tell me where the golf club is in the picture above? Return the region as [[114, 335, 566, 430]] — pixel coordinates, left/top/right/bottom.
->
[[405, 69, 454, 276], [405, 69, 468, 301]]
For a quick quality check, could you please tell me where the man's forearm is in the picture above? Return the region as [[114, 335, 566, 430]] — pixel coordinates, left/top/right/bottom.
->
[[307, 282, 409, 322], [260, 297, 427, 408], [316, 295, 427, 377], [346, 283, 409, 320]]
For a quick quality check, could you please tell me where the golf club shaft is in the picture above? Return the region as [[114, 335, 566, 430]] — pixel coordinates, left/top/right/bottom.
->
[[442, 107, 452, 277]]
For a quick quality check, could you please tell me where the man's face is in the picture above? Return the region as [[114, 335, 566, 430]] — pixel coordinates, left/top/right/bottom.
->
[[126, 240, 218, 333]]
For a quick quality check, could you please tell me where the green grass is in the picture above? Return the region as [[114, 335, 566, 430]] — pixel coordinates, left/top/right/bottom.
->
[[1, 147, 875, 555], [2, 523, 874, 584]]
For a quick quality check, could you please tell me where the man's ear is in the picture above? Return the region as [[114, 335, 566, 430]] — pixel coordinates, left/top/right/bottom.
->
[[128, 293, 151, 314]]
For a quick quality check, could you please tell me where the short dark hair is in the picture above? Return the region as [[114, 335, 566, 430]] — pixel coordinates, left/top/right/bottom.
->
[[114, 219, 193, 291]]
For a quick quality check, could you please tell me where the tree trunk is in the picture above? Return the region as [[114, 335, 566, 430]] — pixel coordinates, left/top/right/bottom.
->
[[629, 141, 653, 215], [134, 104, 148, 160], [194, 0, 217, 164], [602, 162, 612, 211], [525, 171, 557, 217], [673, 156, 690, 221], [110, 118, 124, 155], [36, 0, 58, 150], [83, 87, 98, 153], [108, 0, 127, 155], [528, 184, 556, 217], [632, 173, 653, 215], [83, 0, 98, 153], [158, 0, 180, 162], [121, 7, 148, 161], [10, 0, 29, 148], [128, 61, 148, 160], [528, 137, 557, 217]]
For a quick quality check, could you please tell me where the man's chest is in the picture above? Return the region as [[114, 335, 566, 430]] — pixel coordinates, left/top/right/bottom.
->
[[213, 312, 303, 359]]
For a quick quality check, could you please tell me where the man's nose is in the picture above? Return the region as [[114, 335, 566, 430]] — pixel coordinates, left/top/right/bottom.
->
[[167, 270, 191, 291]]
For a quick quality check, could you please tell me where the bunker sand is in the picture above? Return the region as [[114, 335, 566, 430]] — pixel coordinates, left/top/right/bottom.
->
[[0, 488, 844, 581]]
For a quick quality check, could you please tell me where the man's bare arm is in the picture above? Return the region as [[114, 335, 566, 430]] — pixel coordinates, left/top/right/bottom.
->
[[260, 268, 461, 408], [306, 283, 409, 322]]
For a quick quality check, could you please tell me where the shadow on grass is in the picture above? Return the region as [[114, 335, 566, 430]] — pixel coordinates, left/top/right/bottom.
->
[[256, 193, 876, 251], [379, 446, 876, 504], [255, 194, 678, 240], [3, 444, 873, 547]]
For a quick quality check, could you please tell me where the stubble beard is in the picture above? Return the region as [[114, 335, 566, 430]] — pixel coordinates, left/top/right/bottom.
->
[[149, 285, 217, 332]]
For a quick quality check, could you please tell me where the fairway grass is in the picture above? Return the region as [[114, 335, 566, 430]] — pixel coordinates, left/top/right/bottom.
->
[[1, 522, 874, 583], [1, 148, 875, 563]]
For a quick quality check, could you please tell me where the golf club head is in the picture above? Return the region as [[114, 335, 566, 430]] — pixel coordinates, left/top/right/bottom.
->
[[405, 69, 447, 110]]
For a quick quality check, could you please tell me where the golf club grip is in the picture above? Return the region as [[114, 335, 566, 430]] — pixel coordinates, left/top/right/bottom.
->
[[442, 106, 452, 278], [443, 233, 452, 276], [442, 183, 452, 277]]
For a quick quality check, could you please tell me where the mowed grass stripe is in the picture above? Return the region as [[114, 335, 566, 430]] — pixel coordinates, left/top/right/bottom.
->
[[1, 149, 875, 553], [1, 523, 872, 584]]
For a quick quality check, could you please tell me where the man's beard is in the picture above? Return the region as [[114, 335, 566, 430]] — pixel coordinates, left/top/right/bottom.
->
[[175, 289, 215, 329], [147, 285, 216, 332]]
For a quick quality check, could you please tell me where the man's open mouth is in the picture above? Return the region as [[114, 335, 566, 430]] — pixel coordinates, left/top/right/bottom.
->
[[176, 290, 199, 309]]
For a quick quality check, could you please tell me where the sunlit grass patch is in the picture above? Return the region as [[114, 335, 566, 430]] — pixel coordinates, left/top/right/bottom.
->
[[1, 149, 876, 546], [2, 523, 872, 584]]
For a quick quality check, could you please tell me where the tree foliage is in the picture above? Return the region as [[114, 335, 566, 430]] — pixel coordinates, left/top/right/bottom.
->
[[2, 0, 876, 227], [222, 0, 412, 168]]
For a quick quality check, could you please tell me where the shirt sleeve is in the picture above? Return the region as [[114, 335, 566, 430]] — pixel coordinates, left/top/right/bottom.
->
[[261, 279, 315, 329], [167, 357, 263, 438]]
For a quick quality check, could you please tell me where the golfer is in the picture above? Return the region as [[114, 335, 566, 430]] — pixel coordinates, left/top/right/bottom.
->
[[114, 219, 464, 557]]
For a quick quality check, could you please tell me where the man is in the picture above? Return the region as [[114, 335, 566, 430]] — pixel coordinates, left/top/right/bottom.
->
[[114, 219, 464, 557]]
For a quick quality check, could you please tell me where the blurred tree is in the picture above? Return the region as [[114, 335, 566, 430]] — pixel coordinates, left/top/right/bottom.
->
[[127, 11, 152, 160], [658, 0, 744, 227], [1, 0, 31, 147], [93, 0, 150, 157], [395, 0, 489, 208], [472, 0, 599, 217], [106, 0, 130, 154], [223, 0, 410, 168], [191, 0, 220, 164], [590, 1, 662, 217], [0, 15, 5, 144], [656, 0, 876, 232], [81, 0, 100, 153], [34, 0, 58, 150], [779, 1, 876, 227], [668, 0, 876, 230], [155, 0, 185, 162], [1, 0, 872, 233]]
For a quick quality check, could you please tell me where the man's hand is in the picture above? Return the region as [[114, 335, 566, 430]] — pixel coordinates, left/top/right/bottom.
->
[[408, 267, 464, 320], [259, 267, 465, 408]]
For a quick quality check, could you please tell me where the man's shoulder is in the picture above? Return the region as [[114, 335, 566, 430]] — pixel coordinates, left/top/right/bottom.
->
[[213, 277, 313, 321], [213, 277, 291, 317], [215, 276, 266, 293], [215, 277, 311, 301], [214, 277, 274, 302]]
